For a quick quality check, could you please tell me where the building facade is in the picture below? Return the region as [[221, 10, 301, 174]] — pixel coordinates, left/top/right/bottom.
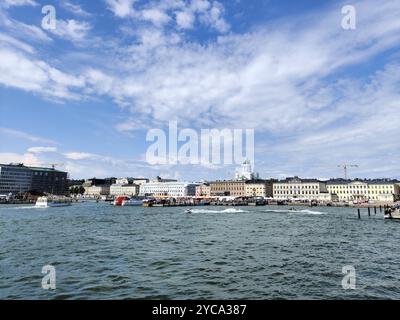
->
[[110, 179, 140, 197], [273, 177, 329, 201], [210, 179, 274, 197], [195, 183, 211, 197], [0, 164, 33, 195], [245, 181, 273, 197], [210, 180, 246, 197], [139, 182, 197, 197], [84, 185, 110, 196], [0, 163, 68, 195], [30, 167, 68, 195], [327, 179, 400, 202]]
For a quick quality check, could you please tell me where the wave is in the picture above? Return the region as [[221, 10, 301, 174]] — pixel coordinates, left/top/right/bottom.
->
[[189, 208, 248, 214], [289, 209, 326, 215], [263, 208, 326, 215], [0, 205, 39, 210]]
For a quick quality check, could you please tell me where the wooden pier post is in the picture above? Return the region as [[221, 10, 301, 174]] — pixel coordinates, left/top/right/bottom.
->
[[374, 206, 377, 215], [380, 205, 382, 213], [357, 208, 361, 219], [368, 207, 371, 217]]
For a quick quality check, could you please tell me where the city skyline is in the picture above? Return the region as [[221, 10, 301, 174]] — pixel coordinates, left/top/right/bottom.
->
[[1, 0, 400, 181]]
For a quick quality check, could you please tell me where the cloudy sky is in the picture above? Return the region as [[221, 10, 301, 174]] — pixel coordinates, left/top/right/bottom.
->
[[0, 0, 399, 181]]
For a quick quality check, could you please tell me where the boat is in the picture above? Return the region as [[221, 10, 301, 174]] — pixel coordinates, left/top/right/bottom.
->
[[35, 196, 72, 208], [384, 207, 400, 220], [113, 196, 129, 206], [121, 199, 143, 206], [185, 209, 193, 214]]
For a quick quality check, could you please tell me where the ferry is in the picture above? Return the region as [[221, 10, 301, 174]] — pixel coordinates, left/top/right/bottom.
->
[[121, 199, 143, 206], [384, 206, 400, 220], [35, 196, 72, 208], [113, 196, 129, 206], [113, 196, 143, 206]]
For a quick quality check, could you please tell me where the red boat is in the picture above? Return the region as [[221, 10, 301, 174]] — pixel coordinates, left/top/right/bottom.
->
[[113, 196, 129, 206]]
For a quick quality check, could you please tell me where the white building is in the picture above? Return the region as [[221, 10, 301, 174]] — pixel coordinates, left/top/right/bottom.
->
[[273, 177, 329, 201], [139, 181, 197, 197], [110, 184, 139, 197], [235, 159, 259, 181], [84, 185, 110, 196]]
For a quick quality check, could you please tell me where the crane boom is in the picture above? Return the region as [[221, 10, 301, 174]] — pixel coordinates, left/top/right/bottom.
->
[[337, 164, 359, 179]]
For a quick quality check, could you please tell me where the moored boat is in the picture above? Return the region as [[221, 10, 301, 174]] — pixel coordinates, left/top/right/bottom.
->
[[384, 206, 400, 220], [113, 196, 129, 206], [121, 199, 143, 206], [35, 196, 72, 208]]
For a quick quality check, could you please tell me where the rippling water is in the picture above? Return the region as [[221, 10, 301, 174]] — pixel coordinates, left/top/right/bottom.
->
[[1, 202, 400, 299]]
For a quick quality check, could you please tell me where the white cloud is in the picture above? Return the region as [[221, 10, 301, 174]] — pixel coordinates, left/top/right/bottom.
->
[[106, 0, 136, 18], [0, 128, 56, 144], [0, 152, 41, 167], [141, 8, 170, 27], [0, 46, 85, 100], [61, 1, 91, 17], [105, 0, 229, 32], [115, 117, 153, 132], [0, 32, 35, 53], [0, 10, 51, 42], [198, 1, 229, 32], [49, 19, 91, 42], [175, 10, 195, 29], [27, 147, 58, 154], [63, 152, 98, 160], [1, 0, 38, 8]]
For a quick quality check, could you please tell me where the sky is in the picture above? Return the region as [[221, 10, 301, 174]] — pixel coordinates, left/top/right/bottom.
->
[[0, 0, 399, 181]]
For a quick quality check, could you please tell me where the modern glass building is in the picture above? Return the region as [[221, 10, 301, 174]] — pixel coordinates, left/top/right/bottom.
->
[[0, 163, 68, 195], [0, 164, 33, 195]]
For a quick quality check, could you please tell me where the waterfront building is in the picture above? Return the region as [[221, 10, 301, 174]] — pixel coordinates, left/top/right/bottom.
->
[[195, 183, 211, 197], [30, 166, 68, 195], [110, 178, 139, 197], [210, 180, 246, 197], [139, 181, 197, 197], [210, 179, 273, 197], [273, 177, 329, 201], [0, 163, 33, 194], [245, 180, 273, 198], [327, 179, 400, 203], [0, 163, 68, 195], [234, 159, 259, 181], [84, 185, 110, 196]]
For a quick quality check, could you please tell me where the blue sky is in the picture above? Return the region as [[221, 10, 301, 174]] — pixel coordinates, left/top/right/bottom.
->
[[0, 0, 399, 181]]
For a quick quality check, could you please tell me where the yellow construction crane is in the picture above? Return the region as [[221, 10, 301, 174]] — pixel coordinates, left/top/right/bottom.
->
[[338, 164, 359, 179]]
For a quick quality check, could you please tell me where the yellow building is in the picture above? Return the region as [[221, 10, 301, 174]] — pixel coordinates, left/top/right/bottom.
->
[[210, 180, 246, 197], [245, 182, 273, 197], [210, 180, 273, 197], [84, 185, 110, 196], [326, 180, 400, 203]]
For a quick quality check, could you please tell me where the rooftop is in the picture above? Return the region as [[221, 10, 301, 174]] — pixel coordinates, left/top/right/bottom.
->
[[0, 163, 66, 173]]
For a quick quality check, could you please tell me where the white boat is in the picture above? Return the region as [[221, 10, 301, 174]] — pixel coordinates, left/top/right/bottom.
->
[[384, 207, 400, 220], [35, 196, 72, 208], [121, 199, 143, 206]]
